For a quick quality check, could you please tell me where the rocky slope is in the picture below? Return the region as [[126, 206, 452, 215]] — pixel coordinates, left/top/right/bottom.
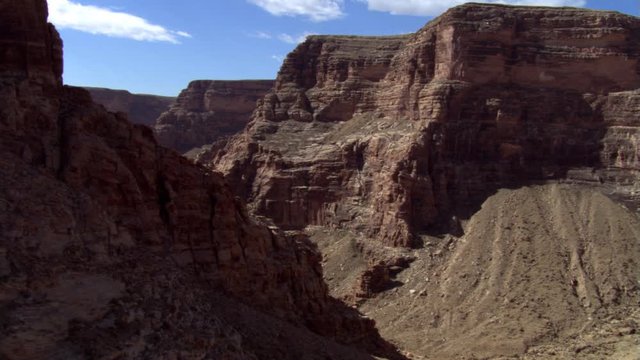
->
[[155, 80, 274, 154], [326, 184, 640, 359], [210, 3, 640, 358], [0, 1, 401, 359], [84, 87, 175, 126]]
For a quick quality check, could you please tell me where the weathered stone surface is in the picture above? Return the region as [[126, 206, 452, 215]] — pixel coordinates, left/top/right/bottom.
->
[[212, 3, 640, 248], [207, 6, 640, 357], [85, 87, 175, 126], [155, 80, 274, 154], [0, 1, 401, 359], [0, 0, 62, 91]]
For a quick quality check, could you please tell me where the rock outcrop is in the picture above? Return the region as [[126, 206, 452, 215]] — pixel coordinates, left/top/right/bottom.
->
[[212, 4, 640, 248], [85, 87, 175, 126], [0, 1, 400, 359], [155, 80, 274, 154]]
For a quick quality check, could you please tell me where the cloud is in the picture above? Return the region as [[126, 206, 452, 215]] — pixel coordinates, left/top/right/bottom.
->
[[271, 54, 285, 62], [48, 0, 191, 43], [248, 0, 344, 21], [250, 31, 273, 39], [278, 31, 317, 44], [359, 0, 587, 16]]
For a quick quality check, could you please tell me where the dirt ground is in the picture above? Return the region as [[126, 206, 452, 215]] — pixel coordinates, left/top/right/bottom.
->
[[309, 183, 640, 359]]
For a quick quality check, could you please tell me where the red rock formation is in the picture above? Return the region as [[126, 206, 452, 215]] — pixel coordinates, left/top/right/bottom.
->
[[155, 80, 274, 154], [212, 4, 640, 247], [0, 1, 400, 358], [207, 6, 640, 358], [85, 87, 175, 126], [0, 0, 62, 90]]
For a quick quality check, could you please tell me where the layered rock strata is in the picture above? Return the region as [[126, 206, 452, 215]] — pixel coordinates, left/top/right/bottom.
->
[[155, 80, 274, 154], [209, 4, 640, 358], [212, 4, 640, 247], [85, 87, 175, 126], [0, 1, 399, 358]]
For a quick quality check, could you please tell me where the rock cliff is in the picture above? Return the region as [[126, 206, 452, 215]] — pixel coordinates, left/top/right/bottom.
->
[[85, 87, 175, 126], [210, 3, 640, 358], [155, 80, 274, 154], [213, 4, 640, 247], [0, 1, 399, 359]]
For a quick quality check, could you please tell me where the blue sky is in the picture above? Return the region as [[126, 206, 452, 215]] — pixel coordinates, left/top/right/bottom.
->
[[48, 0, 639, 96]]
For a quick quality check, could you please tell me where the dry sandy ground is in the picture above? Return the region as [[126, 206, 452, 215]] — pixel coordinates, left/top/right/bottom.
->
[[310, 183, 640, 359]]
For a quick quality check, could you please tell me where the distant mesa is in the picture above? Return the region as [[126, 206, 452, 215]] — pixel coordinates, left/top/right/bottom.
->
[[85, 87, 175, 126], [154, 80, 275, 154], [86, 81, 276, 156]]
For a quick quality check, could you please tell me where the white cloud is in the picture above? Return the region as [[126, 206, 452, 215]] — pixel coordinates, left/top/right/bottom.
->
[[278, 31, 317, 44], [360, 0, 587, 16], [176, 31, 192, 39], [248, 0, 344, 21], [251, 31, 273, 39], [48, 0, 191, 43], [271, 54, 285, 62]]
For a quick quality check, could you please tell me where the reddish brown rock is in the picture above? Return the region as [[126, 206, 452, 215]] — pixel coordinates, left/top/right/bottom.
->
[[0, 1, 401, 359], [85, 87, 175, 126], [212, 4, 640, 248], [0, 0, 62, 90], [207, 6, 640, 357], [155, 80, 274, 154]]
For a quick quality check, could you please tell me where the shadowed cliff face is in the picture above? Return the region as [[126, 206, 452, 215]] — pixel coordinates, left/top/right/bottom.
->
[[154, 80, 274, 154], [0, 0, 62, 89], [212, 3, 640, 248], [85, 87, 175, 126], [0, 1, 402, 359]]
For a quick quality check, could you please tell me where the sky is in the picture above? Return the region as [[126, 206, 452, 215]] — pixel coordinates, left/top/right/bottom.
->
[[47, 0, 639, 96]]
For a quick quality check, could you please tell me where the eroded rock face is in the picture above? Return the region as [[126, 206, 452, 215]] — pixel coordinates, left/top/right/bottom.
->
[[212, 4, 640, 247], [0, 1, 398, 359], [154, 80, 274, 154], [85, 87, 175, 126], [0, 0, 62, 90]]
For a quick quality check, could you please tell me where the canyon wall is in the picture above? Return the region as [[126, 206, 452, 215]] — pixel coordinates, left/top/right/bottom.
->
[[208, 5, 640, 357], [85, 87, 175, 126], [0, 1, 398, 358], [155, 80, 274, 154], [213, 4, 640, 247]]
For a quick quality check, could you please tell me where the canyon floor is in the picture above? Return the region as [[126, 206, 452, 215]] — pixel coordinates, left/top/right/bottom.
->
[[310, 183, 640, 359]]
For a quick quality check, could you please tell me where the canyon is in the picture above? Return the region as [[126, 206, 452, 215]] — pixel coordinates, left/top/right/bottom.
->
[[206, 3, 640, 359], [0, 0, 400, 359], [1, 0, 639, 359]]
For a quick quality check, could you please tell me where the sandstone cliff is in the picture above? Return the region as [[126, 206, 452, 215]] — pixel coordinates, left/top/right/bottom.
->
[[155, 80, 274, 154], [210, 3, 640, 358], [0, 1, 399, 359], [85, 87, 175, 126], [213, 4, 640, 247]]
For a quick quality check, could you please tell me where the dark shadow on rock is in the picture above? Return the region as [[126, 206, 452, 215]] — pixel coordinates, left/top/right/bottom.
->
[[415, 83, 615, 241]]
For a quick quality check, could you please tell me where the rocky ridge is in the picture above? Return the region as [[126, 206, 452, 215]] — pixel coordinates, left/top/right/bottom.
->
[[85, 87, 175, 126], [155, 80, 274, 154], [0, 1, 400, 359]]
